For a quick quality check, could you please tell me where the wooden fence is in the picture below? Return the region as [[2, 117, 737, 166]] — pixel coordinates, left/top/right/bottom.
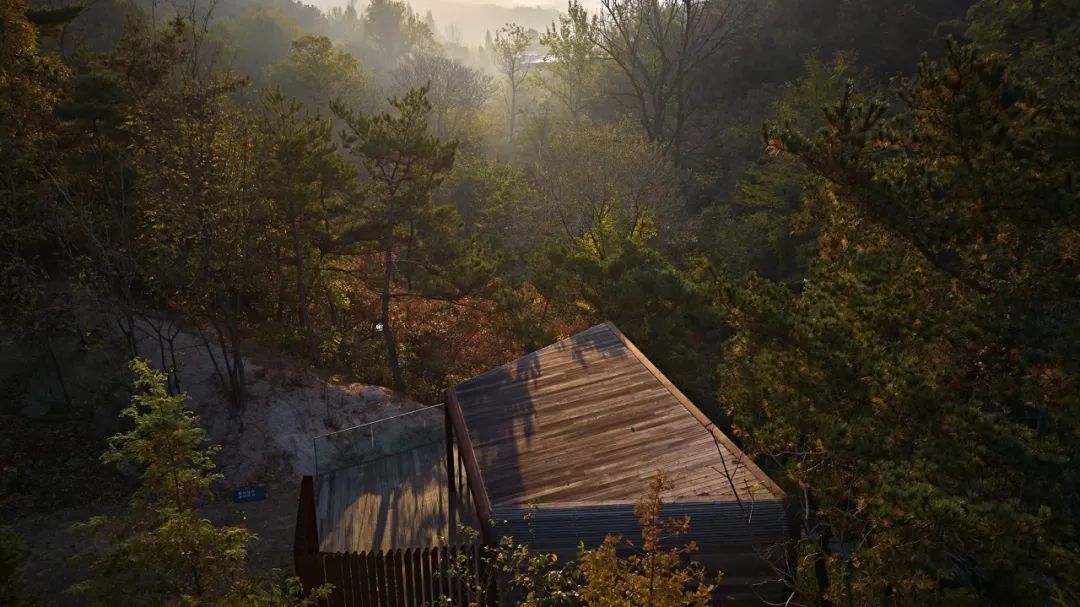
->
[[295, 476, 497, 607]]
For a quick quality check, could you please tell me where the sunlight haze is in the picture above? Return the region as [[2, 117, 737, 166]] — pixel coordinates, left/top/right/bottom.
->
[[5, 0, 1074, 605]]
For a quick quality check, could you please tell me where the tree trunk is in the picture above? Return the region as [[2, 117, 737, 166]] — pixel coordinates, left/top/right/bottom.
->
[[293, 226, 313, 357], [814, 528, 834, 607], [154, 320, 172, 395], [211, 319, 234, 397], [199, 326, 227, 389], [117, 311, 138, 359], [508, 86, 517, 145], [225, 300, 246, 411], [211, 312, 245, 411], [165, 323, 182, 395], [46, 338, 74, 410], [382, 240, 405, 393]]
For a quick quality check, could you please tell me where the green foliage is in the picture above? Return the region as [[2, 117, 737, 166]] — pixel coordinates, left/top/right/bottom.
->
[[436, 153, 532, 258], [118, 14, 260, 406], [0, 0, 69, 333], [8, 1, 1079, 604], [446, 526, 580, 607], [0, 526, 36, 607], [535, 1, 600, 124], [214, 7, 300, 86], [265, 35, 368, 114], [528, 121, 680, 260], [724, 38, 1080, 605], [219, 575, 333, 607], [334, 88, 458, 217], [362, 0, 436, 68], [493, 23, 535, 144], [256, 89, 354, 356], [534, 239, 721, 408], [69, 361, 338, 605], [333, 87, 461, 391], [445, 472, 712, 607], [703, 53, 864, 284], [966, 0, 1080, 80], [73, 359, 254, 605], [578, 472, 714, 607]]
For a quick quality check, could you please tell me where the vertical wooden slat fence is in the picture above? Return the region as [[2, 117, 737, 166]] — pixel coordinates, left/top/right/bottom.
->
[[296, 476, 496, 607], [297, 546, 496, 607]]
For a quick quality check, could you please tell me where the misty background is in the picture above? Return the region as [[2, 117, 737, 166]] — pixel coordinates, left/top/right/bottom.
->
[[6, 0, 1077, 605], [306, 0, 581, 45]]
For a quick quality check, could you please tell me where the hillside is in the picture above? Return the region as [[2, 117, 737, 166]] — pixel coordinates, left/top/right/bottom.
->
[[3, 0, 1076, 603], [410, 0, 559, 44], [6, 322, 425, 604]]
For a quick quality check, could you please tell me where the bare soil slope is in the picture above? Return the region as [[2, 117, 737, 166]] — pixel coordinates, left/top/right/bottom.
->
[[11, 323, 424, 604]]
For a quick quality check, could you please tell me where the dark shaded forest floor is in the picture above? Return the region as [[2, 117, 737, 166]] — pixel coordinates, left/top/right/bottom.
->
[[4, 324, 424, 604]]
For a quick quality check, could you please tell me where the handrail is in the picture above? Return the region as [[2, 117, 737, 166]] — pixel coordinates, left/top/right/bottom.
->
[[312, 403, 444, 440], [312, 403, 447, 477]]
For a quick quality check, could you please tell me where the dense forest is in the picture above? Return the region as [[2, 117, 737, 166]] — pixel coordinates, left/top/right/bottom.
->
[[1, 0, 1078, 605]]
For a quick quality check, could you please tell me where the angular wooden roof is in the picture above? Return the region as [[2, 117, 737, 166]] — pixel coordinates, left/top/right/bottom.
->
[[446, 322, 783, 511]]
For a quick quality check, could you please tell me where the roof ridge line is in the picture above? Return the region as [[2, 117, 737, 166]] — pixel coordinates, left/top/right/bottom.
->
[[600, 321, 787, 504], [455, 323, 613, 387]]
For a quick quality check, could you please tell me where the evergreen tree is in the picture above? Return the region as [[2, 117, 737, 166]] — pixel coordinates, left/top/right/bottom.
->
[[74, 359, 253, 605], [361, 0, 435, 68], [264, 35, 367, 115], [257, 91, 353, 357], [722, 39, 1080, 605], [702, 53, 863, 285], [332, 88, 458, 392], [0, 526, 36, 607]]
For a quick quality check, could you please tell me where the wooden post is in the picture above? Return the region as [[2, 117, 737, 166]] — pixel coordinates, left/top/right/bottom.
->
[[294, 476, 322, 595], [445, 389, 496, 546], [445, 405, 456, 495], [445, 404, 458, 540], [366, 550, 379, 607]]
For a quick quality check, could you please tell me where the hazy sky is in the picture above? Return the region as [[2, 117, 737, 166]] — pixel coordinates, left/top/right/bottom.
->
[[305, 0, 601, 12], [300, 0, 602, 46]]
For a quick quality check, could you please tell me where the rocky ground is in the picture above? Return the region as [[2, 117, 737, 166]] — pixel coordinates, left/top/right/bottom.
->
[[3, 321, 422, 605]]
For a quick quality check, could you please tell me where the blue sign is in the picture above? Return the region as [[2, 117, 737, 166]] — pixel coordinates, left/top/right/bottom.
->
[[233, 486, 267, 503]]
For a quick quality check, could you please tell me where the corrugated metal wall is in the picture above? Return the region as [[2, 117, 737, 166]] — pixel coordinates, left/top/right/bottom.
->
[[490, 500, 790, 605]]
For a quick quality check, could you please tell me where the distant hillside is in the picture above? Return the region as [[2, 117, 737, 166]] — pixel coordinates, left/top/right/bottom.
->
[[413, 0, 559, 45], [311, 0, 561, 45]]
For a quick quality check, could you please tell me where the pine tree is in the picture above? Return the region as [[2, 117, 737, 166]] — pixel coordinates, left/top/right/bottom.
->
[[722, 39, 1080, 605], [73, 359, 253, 605], [332, 88, 457, 392], [0, 526, 35, 607], [257, 91, 353, 357]]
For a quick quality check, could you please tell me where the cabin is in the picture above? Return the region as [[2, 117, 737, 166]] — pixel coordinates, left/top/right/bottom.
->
[[295, 322, 790, 606]]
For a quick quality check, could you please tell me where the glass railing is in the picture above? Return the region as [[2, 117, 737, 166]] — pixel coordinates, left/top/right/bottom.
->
[[312, 404, 446, 477]]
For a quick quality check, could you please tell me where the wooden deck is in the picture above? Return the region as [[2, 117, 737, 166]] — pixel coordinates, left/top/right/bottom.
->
[[449, 322, 784, 508], [316, 439, 477, 553]]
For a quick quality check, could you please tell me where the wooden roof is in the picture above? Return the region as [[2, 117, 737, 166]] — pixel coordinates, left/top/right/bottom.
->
[[447, 322, 783, 511]]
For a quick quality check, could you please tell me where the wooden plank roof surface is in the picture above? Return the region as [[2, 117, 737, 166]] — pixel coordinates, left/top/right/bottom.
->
[[449, 322, 784, 509]]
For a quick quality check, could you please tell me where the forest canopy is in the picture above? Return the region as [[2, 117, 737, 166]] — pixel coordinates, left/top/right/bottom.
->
[[1, 0, 1077, 605]]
